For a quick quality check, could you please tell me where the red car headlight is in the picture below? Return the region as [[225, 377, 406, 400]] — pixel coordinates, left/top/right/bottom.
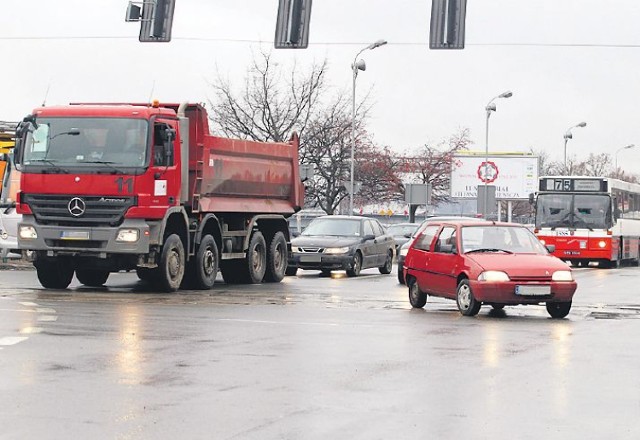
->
[[478, 271, 510, 282]]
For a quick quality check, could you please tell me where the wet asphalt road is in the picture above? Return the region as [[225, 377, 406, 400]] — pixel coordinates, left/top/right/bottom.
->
[[0, 264, 639, 440]]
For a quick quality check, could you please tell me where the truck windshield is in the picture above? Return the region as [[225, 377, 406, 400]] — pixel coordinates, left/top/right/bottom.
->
[[536, 193, 612, 229], [22, 117, 148, 171]]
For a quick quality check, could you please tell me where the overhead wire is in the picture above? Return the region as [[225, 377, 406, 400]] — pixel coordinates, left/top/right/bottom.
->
[[1, 35, 640, 48]]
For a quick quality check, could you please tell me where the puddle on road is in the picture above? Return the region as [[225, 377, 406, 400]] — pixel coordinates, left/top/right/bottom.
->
[[587, 309, 640, 320]]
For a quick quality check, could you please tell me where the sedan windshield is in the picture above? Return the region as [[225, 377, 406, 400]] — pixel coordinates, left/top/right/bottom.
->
[[536, 193, 612, 229], [386, 224, 417, 237], [461, 225, 548, 254], [22, 117, 148, 170], [301, 218, 361, 236]]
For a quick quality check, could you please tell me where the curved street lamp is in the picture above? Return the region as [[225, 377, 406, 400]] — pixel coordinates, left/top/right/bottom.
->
[[482, 90, 513, 219], [615, 144, 635, 171], [563, 122, 587, 169], [349, 39, 387, 215]]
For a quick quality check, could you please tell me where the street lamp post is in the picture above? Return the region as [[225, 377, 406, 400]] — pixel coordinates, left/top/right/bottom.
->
[[350, 39, 387, 216], [483, 90, 513, 219], [563, 122, 587, 169], [615, 144, 635, 171]]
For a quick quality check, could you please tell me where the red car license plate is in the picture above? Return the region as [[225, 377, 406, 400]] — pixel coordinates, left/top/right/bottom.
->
[[515, 285, 551, 296]]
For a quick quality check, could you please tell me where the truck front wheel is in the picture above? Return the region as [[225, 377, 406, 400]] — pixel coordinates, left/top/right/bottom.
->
[[76, 269, 110, 287], [156, 234, 185, 292], [35, 258, 74, 289]]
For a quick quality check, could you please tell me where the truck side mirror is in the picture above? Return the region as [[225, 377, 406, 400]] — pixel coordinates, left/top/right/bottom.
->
[[528, 192, 535, 205]]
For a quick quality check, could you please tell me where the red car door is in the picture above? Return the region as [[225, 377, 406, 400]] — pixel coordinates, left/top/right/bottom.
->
[[427, 226, 460, 297], [407, 225, 440, 294]]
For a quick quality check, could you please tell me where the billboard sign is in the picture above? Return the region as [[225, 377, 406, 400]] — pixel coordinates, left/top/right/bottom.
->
[[450, 155, 538, 200]]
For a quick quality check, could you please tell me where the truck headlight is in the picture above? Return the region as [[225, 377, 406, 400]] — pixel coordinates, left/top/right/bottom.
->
[[19, 225, 38, 240], [552, 270, 573, 281], [116, 228, 139, 243], [400, 247, 409, 257], [478, 271, 510, 282], [324, 246, 350, 254]]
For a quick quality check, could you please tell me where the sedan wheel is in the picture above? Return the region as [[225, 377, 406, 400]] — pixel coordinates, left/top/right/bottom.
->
[[456, 279, 481, 316], [346, 252, 362, 277], [379, 250, 393, 274], [397, 265, 405, 285], [408, 278, 427, 308], [546, 301, 572, 319]]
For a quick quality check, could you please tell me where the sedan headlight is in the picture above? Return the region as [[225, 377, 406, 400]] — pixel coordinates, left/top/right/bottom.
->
[[399, 247, 409, 257], [552, 270, 573, 281], [116, 228, 139, 243], [324, 246, 350, 255], [19, 225, 38, 240], [478, 271, 510, 282]]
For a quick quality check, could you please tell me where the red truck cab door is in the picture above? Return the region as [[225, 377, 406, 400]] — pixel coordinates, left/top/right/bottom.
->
[[148, 119, 180, 208]]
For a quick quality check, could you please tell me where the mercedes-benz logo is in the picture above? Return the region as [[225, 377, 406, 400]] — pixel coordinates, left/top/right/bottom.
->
[[68, 197, 86, 217]]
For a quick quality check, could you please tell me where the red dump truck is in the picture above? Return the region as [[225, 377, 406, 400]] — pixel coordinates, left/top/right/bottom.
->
[[14, 102, 304, 291]]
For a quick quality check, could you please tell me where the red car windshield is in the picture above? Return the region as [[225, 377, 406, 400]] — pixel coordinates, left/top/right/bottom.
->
[[461, 225, 548, 254]]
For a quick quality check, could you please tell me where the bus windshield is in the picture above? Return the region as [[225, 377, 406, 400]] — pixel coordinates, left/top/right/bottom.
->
[[536, 193, 612, 229]]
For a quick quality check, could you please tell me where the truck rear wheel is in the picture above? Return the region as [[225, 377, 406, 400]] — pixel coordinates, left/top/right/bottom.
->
[[246, 231, 267, 283], [35, 258, 74, 289], [156, 234, 185, 292], [220, 260, 245, 284], [220, 231, 266, 284], [264, 231, 287, 283], [136, 268, 154, 282], [76, 269, 110, 287], [187, 234, 219, 290]]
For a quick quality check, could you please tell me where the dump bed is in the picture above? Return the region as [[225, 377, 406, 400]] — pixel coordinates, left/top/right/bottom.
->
[[173, 104, 304, 215]]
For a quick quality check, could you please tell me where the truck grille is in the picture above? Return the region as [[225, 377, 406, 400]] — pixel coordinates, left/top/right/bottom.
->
[[23, 194, 135, 226]]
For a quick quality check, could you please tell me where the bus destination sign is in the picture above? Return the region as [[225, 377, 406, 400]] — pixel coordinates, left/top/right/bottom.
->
[[541, 178, 606, 192]]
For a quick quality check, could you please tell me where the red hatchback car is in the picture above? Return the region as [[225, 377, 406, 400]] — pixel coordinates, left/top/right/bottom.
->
[[403, 221, 578, 318]]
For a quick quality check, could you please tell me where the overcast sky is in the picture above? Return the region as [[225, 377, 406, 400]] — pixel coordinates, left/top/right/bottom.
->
[[2, 0, 640, 174]]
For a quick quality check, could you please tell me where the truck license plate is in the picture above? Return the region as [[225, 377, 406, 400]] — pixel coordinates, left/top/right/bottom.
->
[[60, 231, 90, 240], [515, 285, 551, 296]]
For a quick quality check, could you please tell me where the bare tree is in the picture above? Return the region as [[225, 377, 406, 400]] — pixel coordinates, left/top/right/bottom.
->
[[208, 51, 376, 214], [582, 152, 611, 176], [355, 144, 404, 206], [398, 129, 471, 219], [208, 51, 327, 147], [301, 96, 360, 214]]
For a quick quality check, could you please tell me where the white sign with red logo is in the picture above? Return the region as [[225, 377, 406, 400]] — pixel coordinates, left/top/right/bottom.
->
[[450, 155, 538, 200]]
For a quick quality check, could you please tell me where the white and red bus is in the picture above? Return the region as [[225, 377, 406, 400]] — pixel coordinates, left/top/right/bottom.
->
[[533, 176, 640, 268]]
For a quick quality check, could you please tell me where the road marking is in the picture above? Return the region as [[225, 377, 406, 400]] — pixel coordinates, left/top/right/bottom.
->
[[0, 336, 29, 346], [0, 301, 57, 350]]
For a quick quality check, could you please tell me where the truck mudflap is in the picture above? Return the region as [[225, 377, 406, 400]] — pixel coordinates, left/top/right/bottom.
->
[[17, 215, 152, 257]]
